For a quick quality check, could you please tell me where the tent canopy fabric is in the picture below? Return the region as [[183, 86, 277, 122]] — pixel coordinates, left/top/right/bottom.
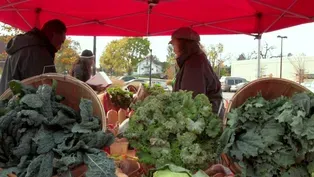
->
[[0, 0, 313, 36]]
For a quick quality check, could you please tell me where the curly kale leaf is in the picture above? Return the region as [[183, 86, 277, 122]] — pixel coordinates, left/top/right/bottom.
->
[[222, 93, 314, 177]]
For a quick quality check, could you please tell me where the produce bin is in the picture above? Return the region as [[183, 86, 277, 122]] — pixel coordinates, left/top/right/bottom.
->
[[221, 77, 309, 174], [0, 73, 106, 130], [0, 73, 107, 177]]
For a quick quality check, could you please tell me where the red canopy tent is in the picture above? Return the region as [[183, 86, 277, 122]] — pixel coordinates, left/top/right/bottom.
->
[[0, 0, 313, 77]]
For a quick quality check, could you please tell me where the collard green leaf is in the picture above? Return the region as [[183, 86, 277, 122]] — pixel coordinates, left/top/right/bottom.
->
[[36, 85, 53, 120], [38, 151, 54, 177], [20, 94, 43, 109], [33, 126, 55, 154], [48, 110, 76, 127], [84, 151, 116, 177], [12, 129, 36, 158], [25, 154, 44, 177], [18, 110, 47, 126]]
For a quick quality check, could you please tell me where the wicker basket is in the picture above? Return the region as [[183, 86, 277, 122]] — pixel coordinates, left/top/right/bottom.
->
[[221, 78, 309, 174], [0, 73, 108, 177], [0, 73, 106, 130]]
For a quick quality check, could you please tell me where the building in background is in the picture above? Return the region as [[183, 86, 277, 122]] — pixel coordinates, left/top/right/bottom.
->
[[231, 56, 314, 83], [136, 57, 163, 75]]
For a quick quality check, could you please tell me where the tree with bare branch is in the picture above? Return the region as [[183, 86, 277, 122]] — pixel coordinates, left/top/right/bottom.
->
[[248, 42, 276, 59], [288, 55, 307, 83]]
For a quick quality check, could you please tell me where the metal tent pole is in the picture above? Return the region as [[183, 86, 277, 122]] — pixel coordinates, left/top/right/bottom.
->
[[93, 36, 96, 75], [257, 35, 262, 78], [147, 3, 153, 87]]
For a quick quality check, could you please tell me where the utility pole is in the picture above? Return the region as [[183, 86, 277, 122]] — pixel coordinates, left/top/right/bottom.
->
[[277, 35, 287, 78], [149, 49, 153, 87]]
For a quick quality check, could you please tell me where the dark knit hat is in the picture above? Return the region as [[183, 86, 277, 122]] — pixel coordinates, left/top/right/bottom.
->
[[81, 49, 94, 57]]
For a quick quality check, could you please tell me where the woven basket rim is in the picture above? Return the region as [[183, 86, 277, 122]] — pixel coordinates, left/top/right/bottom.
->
[[0, 73, 106, 129]]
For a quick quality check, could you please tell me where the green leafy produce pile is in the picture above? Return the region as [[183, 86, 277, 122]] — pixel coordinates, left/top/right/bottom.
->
[[125, 91, 222, 172], [0, 80, 116, 177], [143, 83, 165, 96], [107, 86, 133, 109], [220, 92, 314, 177]]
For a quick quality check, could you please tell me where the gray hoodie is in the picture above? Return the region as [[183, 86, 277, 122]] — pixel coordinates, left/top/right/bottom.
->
[[0, 28, 57, 95]]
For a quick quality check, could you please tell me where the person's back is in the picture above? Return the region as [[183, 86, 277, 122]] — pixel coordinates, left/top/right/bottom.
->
[[0, 19, 66, 95]]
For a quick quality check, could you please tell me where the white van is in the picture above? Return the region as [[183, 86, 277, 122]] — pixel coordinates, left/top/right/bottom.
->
[[220, 76, 247, 92]]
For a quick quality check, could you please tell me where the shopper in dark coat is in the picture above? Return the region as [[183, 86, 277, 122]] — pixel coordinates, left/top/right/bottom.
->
[[0, 19, 67, 95], [169, 27, 224, 119]]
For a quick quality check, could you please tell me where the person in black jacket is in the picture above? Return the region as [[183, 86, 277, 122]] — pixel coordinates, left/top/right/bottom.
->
[[0, 19, 66, 95]]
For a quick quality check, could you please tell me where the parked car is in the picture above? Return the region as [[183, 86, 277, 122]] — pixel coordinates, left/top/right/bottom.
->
[[301, 81, 314, 93], [119, 76, 136, 82], [230, 81, 249, 92], [220, 76, 247, 92], [146, 81, 170, 91], [125, 79, 146, 85]]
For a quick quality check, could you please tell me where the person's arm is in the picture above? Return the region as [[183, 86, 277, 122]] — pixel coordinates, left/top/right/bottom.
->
[[180, 57, 206, 96]]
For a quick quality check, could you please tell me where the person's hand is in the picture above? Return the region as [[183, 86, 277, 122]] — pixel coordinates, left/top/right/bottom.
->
[[205, 164, 234, 177]]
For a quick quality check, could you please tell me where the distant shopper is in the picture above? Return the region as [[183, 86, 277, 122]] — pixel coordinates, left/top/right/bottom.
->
[[0, 19, 67, 95], [70, 49, 94, 82], [169, 27, 224, 118]]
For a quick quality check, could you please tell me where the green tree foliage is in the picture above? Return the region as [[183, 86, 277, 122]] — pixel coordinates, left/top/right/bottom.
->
[[0, 23, 23, 60], [100, 37, 150, 75], [165, 45, 176, 79], [54, 38, 81, 73], [206, 43, 224, 69]]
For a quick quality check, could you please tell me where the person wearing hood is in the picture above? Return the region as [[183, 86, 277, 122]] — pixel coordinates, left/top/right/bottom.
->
[[169, 27, 225, 119], [70, 49, 95, 82], [0, 19, 67, 95]]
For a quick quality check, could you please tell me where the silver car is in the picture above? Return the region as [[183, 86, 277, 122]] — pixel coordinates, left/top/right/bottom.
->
[[230, 82, 248, 92]]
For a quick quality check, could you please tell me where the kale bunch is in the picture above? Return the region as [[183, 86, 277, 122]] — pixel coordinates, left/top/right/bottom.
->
[[0, 80, 116, 177], [220, 93, 314, 177], [125, 91, 222, 172]]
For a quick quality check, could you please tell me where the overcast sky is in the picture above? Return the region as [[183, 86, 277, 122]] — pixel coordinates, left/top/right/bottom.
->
[[70, 22, 314, 67]]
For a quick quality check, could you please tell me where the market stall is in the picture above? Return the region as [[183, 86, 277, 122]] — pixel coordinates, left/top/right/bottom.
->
[[1, 0, 314, 176]]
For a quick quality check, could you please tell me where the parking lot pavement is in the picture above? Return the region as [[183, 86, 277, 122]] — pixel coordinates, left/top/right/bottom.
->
[[223, 92, 234, 100]]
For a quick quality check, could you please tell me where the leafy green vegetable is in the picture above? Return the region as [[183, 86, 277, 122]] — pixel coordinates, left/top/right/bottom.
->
[[0, 80, 115, 177], [107, 86, 133, 109], [143, 83, 165, 96], [220, 93, 314, 177], [125, 91, 222, 171], [148, 164, 209, 177]]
